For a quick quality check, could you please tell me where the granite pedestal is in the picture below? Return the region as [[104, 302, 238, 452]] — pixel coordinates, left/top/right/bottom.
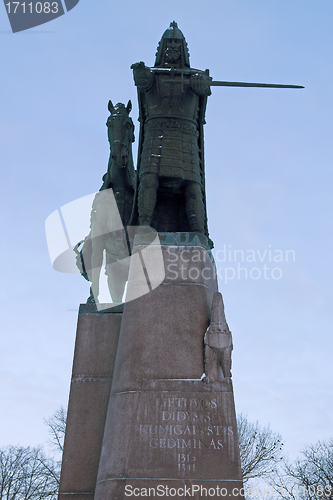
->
[[92, 233, 243, 499], [58, 307, 123, 500]]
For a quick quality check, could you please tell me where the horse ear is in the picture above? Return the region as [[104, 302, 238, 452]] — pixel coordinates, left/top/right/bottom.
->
[[108, 100, 115, 114], [126, 100, 132, 114]]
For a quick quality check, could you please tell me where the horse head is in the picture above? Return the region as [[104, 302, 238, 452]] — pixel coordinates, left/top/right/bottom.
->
[[107, 100, 134, 168]]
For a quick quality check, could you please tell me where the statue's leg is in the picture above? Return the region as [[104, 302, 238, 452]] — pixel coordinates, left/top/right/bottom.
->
[[185, 182, 205, 233], [89, 234, 106, 303], [106, 260, 129, 303], [204, 344, 219, 383], [138, 173, 159, 226], [221, 347, 232, 378], [123, 190, 135, 227], [89, 264, 101, 303]]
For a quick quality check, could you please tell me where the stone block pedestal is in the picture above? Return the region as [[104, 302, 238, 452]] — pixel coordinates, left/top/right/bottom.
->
[[58, 308, 122, 500]]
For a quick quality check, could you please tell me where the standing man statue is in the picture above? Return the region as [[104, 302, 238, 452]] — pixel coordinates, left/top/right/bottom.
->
[[131, 21, 212, 239]]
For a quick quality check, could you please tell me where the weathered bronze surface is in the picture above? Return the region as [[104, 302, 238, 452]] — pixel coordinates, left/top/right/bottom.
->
[[75, 101, 136, 304], [132, 21, 211, 240]]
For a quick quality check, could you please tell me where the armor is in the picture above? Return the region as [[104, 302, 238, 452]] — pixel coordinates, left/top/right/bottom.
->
[[131, 22, 212, 240]]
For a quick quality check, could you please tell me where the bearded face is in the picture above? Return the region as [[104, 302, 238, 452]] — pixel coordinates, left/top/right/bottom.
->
[[164, 39, 182, 65]]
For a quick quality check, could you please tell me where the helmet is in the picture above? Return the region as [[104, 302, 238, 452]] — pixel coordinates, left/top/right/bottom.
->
[[154, 21, 190, 68]]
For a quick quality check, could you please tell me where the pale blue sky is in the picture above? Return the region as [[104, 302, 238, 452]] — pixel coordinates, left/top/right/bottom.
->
[[1, 0, 332, 459]]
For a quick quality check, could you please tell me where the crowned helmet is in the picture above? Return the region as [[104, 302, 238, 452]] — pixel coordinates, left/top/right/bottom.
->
[[154, 21, 190, 68]]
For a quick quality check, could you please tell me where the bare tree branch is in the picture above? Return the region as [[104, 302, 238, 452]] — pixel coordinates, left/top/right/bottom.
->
[[269, 439, 333, 500], [44, 407, 67, 455], [0, 446, 59, 500], [237, 413, 284, 484]]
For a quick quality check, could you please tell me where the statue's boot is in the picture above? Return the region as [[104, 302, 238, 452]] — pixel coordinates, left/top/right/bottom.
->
[[138, 173, 159, 225], [86, 287, 95, 304], [185, 181, 205, 233], [90, 267, 101, 303]]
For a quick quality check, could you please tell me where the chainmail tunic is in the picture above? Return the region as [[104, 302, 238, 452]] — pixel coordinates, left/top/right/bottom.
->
[[140, 118, 201, 184]]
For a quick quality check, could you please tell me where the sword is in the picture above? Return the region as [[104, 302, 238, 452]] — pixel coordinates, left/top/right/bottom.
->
[[150, 67, 304, 89], [208, 81, 304, 89], [161, 77, 304, 89]]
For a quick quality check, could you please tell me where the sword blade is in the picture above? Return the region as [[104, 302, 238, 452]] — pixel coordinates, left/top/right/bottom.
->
[[211, 81, 304, 89]]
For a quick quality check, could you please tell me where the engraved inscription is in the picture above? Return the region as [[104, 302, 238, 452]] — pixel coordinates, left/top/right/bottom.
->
[[137, 393, 235, 474]]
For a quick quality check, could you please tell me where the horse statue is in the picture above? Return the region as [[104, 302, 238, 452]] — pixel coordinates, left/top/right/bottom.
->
[[75, 100, 136, 305]]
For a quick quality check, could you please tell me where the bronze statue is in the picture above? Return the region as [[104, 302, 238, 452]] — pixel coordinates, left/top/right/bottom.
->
[[75, 101, 136, 304], [100, 100, 136, 220], [131, 21, 212, 239]]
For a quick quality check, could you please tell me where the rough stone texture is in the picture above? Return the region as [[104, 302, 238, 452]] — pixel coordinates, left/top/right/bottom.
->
[[94, 479, 244, 500], [95, 380, 243, 499], [94, 235, 243, 500], [111, 237, 218, 394], [58, 311, 122, 500]]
